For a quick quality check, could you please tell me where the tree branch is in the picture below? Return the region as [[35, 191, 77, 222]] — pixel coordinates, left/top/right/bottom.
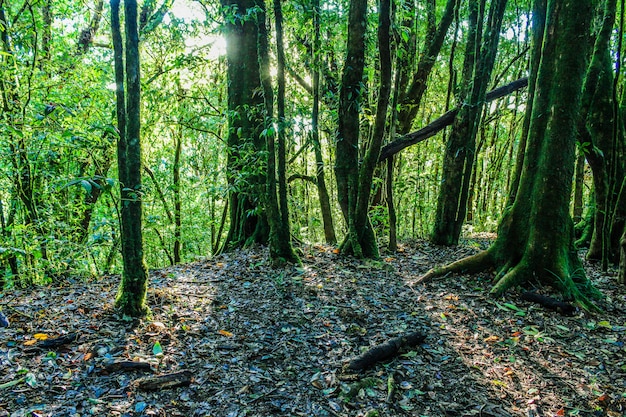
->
[[379, 77, 528, 161]]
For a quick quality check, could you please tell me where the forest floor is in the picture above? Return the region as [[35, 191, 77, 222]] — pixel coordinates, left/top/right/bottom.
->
[[0, 239, 625, 417]]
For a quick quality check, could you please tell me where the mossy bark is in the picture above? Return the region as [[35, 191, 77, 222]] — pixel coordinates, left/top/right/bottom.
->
[[431, 0, 507, 246], [220, 0, 269, 251], [112, 0, 148, 318], [259, 0, 298, 265], [418, 0, 601, 311], [577, 0, 619, 264], [335, 0, 376, 258]]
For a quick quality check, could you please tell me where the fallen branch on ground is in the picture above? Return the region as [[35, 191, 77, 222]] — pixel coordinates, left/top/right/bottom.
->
[[135, 370, 192, 391], [347, 331, 425, 371], [521, 292, 576, 316]]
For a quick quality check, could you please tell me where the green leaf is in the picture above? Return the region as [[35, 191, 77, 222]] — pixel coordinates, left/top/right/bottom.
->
[[153, 341, 164, 356], [80, 180, 92, 193], [24, 373, 37, 388], [503, 302, 522, 311]]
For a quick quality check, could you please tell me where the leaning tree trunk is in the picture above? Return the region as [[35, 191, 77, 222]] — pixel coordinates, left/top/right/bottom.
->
[[112, 0, 149, 318], [220, 0, 269, 251], [417, 0, 601, 310]]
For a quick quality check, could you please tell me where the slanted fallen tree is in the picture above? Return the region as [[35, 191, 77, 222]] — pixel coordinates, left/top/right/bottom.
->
[[378, 77, 528, 161]]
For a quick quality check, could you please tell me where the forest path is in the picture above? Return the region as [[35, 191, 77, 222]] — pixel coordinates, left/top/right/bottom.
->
[[0, 241, 624, 417]]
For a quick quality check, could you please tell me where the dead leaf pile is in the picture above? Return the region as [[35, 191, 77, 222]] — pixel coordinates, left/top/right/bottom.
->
[[0, 240, 624, 416]]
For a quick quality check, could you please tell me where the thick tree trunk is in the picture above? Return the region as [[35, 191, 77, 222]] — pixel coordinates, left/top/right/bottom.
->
[[112, 0, 149, 318], [416, 0, 601, 310], [220, 0, 269, 251]]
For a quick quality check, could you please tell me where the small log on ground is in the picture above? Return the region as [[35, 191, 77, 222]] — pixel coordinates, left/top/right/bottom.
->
[[38, 332, 79, 348], [521, 291, 576, 316], [348, 332, 425, 371], [103, 361, 152, 374], [135, 370, 192, 391]]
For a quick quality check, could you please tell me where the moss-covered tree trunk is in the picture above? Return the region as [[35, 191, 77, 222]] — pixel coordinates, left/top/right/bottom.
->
[[220, 0, 269, 251], [431, 0, 507, 246], [336, 0, 391, 258], [257, 0, 298, 264], [576, 0, 621, 265], [335, 0, 371, 257], [112, 0, 149, 318], [311, 0, 337, 245], [418, 0, 601, 310]]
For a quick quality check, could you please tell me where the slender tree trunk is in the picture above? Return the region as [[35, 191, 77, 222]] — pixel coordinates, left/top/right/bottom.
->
[[577, 0, 618, 265], [112, 0, 149, 318], [173, 125, 182, 264], [311, 0, 337, 245], [573, 152, 585, 224], [260, 0, 297, 264], [396, 0, 458, 134], [617, 221, 626, 285], [336, 0, 369, 256]]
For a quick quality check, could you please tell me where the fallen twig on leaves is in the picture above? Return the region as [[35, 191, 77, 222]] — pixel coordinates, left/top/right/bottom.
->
[[347, 331, 425, 371]]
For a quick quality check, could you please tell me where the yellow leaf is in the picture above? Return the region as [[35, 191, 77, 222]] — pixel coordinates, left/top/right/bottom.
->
[[484, 335, 499, 343], [218, 329, 234, 337], [24, 339, 38, 346], [34, 333, 49, 340]]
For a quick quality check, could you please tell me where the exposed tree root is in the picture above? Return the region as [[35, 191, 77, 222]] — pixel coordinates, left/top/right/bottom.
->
[[411, 244, 601, 312], [410, 249, 494, 286]]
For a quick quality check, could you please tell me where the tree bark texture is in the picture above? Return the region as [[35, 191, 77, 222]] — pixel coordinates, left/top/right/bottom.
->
[[311, 0, 337, 245], [112, 0, 149, 318], [396, 0, 458, 134], [417, 0, 601, 310], [577, 0, 620, 265], [335, 0, 372, 257], [261, 0, 298, 264], [431, 0, 508, 246], [220, 0, 269, 251]]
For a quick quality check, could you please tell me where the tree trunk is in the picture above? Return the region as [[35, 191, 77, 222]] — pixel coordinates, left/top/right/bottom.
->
[[311, 0, 337, 245], [396, 0, 458, 134], [220, 0, 269, 251], [417, 0, 601, 311], [572, 152, 585, 224], [261, 0, 298, 264], [336, 0, 391, 258], [173, 124, 182, 264], [431, 0, 507, 246], [619, 176, 626, 284], [577, 0, 618, 265], [335, 0, 370, 256], [112, 0, 149, 318]]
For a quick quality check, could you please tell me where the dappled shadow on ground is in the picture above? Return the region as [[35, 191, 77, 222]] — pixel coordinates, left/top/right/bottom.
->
[[0, 241, 624, 416]]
